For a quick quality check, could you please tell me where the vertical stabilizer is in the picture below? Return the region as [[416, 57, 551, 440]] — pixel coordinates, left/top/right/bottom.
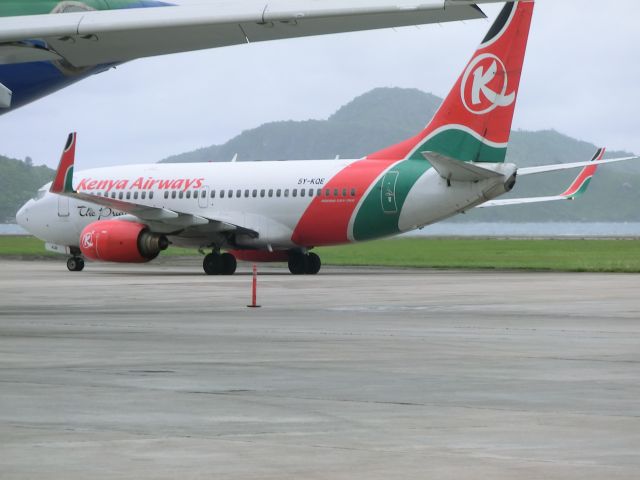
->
[[368, 1, 534, 163]]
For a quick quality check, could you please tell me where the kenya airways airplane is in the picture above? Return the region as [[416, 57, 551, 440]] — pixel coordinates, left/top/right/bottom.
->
[[15, 1, 638, 275]]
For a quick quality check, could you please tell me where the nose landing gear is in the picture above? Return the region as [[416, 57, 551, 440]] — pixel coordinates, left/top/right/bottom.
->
[[66, 256, 85, 272]]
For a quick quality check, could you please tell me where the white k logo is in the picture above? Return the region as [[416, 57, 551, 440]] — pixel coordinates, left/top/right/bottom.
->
[[461, 54, 516, 115]]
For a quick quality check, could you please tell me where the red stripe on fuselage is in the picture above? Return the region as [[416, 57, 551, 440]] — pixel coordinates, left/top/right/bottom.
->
[[291, 159, 394, 246]]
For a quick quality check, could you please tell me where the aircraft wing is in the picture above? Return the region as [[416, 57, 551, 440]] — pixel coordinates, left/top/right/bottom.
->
[[49, 132, 258, 237], [0, 1, 490, 67], [479, 148, 629, 208]]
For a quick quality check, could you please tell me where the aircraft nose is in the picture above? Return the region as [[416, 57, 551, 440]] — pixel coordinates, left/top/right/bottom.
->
[[16, 203, 29, 228]]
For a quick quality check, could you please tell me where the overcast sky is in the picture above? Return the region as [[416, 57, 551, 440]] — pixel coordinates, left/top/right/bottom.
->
[[2, 0, 639, 168]]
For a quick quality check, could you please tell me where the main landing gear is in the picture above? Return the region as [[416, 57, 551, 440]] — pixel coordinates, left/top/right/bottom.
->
[[66, 256, 85, 272], [288, 251, 321, 275], [203, 251, 237, 275]]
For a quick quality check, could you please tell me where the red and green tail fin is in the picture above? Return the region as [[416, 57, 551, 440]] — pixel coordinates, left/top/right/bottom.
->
[[50, 132, 77, 194], [561, 147, 605, 198], [367, 0, 534, 163]]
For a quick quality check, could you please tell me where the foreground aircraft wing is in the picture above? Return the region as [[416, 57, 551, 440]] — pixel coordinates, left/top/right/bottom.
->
[[479, 148, 633, 208], [50, 132, 257, 237], [0, 1, 494, 67]]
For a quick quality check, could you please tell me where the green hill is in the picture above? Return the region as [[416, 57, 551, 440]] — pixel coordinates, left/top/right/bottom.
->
[[0, 156, 54, 223]]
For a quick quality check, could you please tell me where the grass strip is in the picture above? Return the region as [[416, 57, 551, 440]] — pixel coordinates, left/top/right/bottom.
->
[[1, 235, 639, 273]]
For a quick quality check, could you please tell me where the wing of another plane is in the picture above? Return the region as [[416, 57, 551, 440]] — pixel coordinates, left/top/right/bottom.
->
[[0, 1, 491, 67]]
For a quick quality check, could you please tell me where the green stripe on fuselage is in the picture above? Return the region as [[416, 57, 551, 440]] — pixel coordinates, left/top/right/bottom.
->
[[352, 159, 431, 241], [353, 128, 507, 241]]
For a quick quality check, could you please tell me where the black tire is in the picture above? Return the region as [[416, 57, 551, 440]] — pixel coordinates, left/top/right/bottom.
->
[[66, 257, 84, 272], [203, 253, 224, 275], [306, 252, 321, 275], [288, 252, 308, 275], [221, 253, 237, 275]]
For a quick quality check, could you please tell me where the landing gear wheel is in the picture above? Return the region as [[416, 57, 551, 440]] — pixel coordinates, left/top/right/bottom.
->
[[288, 252, 308, 275], [305, 252, 321, 275], [66, 257, 84, 272], [203, 253, 224, 275], [221, 253, 237, 275]]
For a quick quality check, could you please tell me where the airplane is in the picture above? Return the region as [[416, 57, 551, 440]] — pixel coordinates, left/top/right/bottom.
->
[[0, 0, 511, 112], [15, 1, 639, 275]]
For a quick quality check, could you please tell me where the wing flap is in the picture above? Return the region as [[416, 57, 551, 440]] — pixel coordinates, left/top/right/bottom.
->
[[0, 2, 486, 67]]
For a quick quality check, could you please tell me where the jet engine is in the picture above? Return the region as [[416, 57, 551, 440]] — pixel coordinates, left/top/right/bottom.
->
[[79, 220, 168, 263]]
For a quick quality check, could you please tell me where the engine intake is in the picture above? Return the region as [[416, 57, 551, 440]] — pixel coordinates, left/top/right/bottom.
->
[[79, 220, 168, 263]]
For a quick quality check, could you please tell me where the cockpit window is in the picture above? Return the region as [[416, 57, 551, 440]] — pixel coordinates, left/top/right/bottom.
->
[[33, 189, 46, 201]]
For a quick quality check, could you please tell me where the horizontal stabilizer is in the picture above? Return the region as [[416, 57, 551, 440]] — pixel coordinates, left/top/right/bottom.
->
[[422, 151, 503, 182], [0, 82, 11, 108], [480, 148, 608, 208]]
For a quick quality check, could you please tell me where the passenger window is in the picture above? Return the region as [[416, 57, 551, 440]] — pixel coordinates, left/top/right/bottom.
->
[[342, 188, 347, 197], [111, 192, 116, 199], [351, 188, 356, 197], [245, 189, 250, 198], [292, 189, 297, 197], [193, 190, 199, 199], [334, 189, 339, 197], [164, 192, 169, 199], [172, 191, 177, 199], [142, 192, 146, 200], [300, 189, 305, 197], [179, 191, 184, 199], [276, 189, 282, 197], [149, 192, 154, 200], [210, 190, 215, 199], [133, 192, 138, 200], [228, 189, 233, 198], [268, 189, 274, 198], [186, 190, 191, 199], [126, 192, 131, 200], [308, 189, 314, 197], [236, 189, 241, 198], [260, 189, 265, 198], [118, 192, 123, 200], [252, 189, 257, 198], [201, 190, 206, 198], [317, 189, 322, 197], [220, 190, 225, 198], [284, 189, 289, 197], [325, 189, 331, 197]]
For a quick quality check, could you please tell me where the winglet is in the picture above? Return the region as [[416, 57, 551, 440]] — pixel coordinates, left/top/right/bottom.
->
[[50, 132, 77, 194], [561, 147, 605, 199]]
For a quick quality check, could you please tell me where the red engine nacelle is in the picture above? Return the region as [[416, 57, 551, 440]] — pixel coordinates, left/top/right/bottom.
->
[[79, 220, 169, 263], [229, 250, 289, 263]]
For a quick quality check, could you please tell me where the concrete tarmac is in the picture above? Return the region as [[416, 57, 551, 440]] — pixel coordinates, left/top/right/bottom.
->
[[0, 258, 639, 479]]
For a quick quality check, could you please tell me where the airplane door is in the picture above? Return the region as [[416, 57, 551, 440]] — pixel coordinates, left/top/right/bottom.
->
[[57, 196, 70, 217], [199, 186, 209, 208], [381, 171, 399, 214]]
